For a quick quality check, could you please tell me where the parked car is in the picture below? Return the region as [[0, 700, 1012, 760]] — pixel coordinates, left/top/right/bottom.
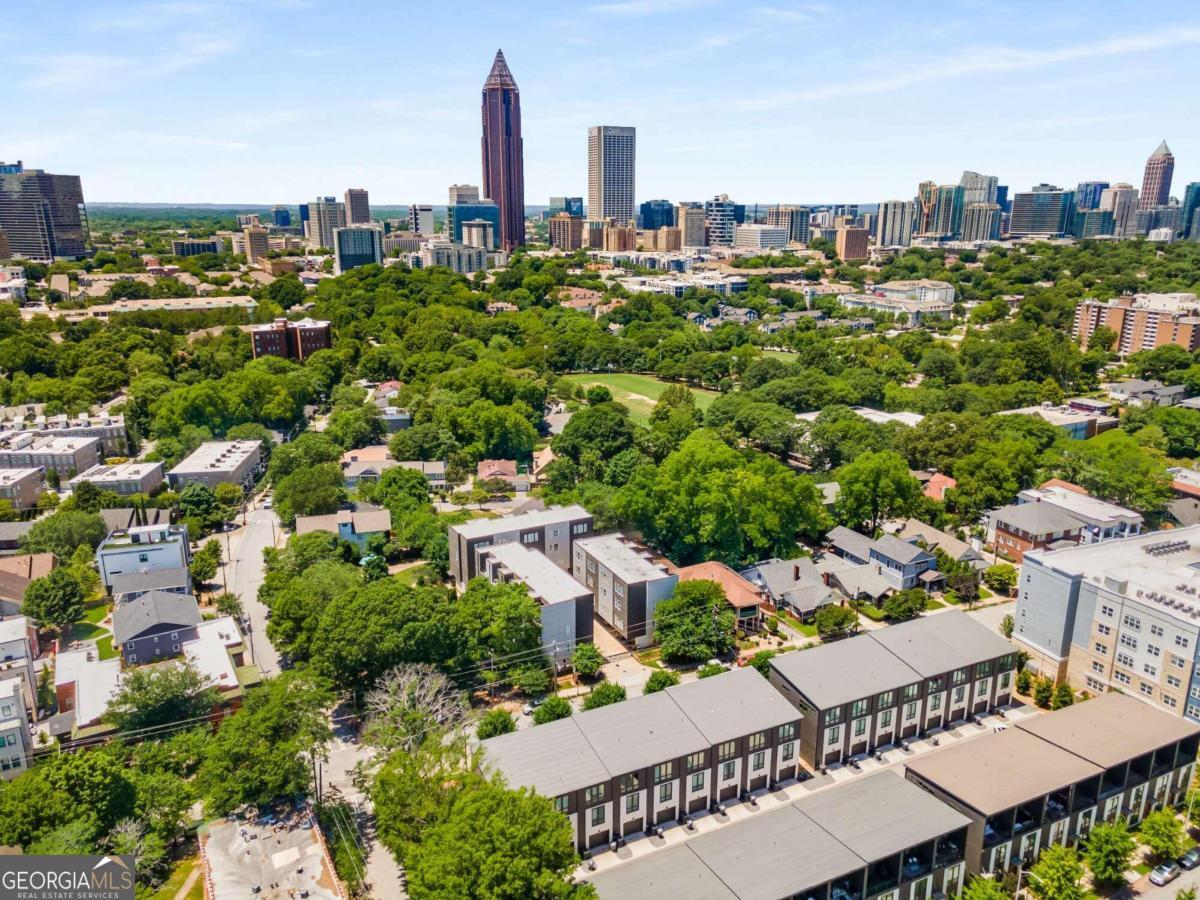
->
[[263, 498, 273, 509], [1179, 846, 1200, 870], [1150, 862, 1181, 886], [522, 697, 545, 716]]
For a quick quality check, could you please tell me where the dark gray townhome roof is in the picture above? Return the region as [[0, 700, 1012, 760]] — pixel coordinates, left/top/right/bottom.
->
[[112, 591, 201, 645]]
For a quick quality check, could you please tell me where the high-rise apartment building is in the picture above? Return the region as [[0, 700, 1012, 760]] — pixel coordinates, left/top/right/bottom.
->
[[548, 213, 583, 250], [307, 197, 346, 249], [638, 199, 673, 230], [874, 200, 915, 247], [1181, 183, 1200, 239], [1009, 185, 1075, 237], [549, 196, 584, 218], [1073, 293, 1200, 354], [602, 220, 636, 252], [332, 226, 383, 275], [1099, 183, 1139, 237], [1071, 209, 1116, 239], [481, 50, 525, 251], [344, 188, 371, 224], [766, 206, 811, 245], [929, 185, 965, 238], [1074, 181, 1110, 211], [461, 219, 495, 250], [960, 203, 1002, 242], [642, 226, 681, 252], [447, 202, 500, 249], [704, 194, 737, 246], [677, 203, 707, 247], [0, 161, 89, 261], [959, 171, 999, 206], [916, 181, 938, 234], [834, 225, 869, 261], [409, 204, 434, 235], [1139, 141, 1175, 210], [449, 184, 480, 205], [242, 225, 269, 263], [587, 126, 636, 224]]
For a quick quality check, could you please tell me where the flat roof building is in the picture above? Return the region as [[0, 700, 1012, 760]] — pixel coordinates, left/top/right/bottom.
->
[[448, 504, 594, 589], [167, 440, 263, 490], [0, 434, 100, 477], [0, 467, 42, 509], [572, 533, 677, 646], [69, 461, 163, 496], [250, 317, 332, 361]]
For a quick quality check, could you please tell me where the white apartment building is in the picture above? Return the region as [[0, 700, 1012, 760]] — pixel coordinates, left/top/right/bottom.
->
[[0, 467, 43, 508], [588, 126, 636, 224], [0, 412, 128, 456], [421, 242, 488, 275], [0, 616, 38, 723], [1016, 485, 1143, 543], [733, 224, 788, 250], [874, 200, 915, 247], [168, 440, 263, 489], [96, 523, 191, 594], [409, 204, 434, 235], [874, 279, 956, 305], [70, 461, 164, 496], [0, 678, 30, 779]]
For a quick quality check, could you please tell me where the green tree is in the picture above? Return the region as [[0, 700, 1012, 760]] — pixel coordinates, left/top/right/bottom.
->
[[882, 589, 927, 622], [570, 643, 605, 679], [652, 580, 736, 663], [1084, 819, 1136, 888], [960, 877, 1009, 900], [21, 568, 85, 632], [1140, 808, 1186, 861], [402, 783, 593, 899], [834, 450, 922, 533], [1027, 844, 1085, 900], [1051, 682, 1075, 710], [105, 665, 219, 733], [476, 709, 516, 740], [643, 669, 681, 694], [554, 402, 636, 463], [20, 509, 107, 557], [178, 482, 222, 532], [815, 604, 858, 640], [1000, 614, 1015, 639], [188, 538, 222, 586], [581, 681, 626, 711], [748, 649, 777, 676], [697, 663, 725, 678], [1033, 677, 1054, 709], [532, 695, 573, 725], [984, 563, 1018, 595], [273, 462, 346, 527]]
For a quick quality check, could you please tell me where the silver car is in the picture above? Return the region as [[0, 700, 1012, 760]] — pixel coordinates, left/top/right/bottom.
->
[[1150, 862, 1181, 886]]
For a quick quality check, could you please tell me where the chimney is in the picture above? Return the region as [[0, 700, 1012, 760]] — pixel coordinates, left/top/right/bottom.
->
[[794, 564, 801, 581], [821, 572, 832, 587]]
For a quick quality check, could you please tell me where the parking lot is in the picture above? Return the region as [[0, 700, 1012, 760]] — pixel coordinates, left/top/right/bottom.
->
[[204, 809, 341, 900]]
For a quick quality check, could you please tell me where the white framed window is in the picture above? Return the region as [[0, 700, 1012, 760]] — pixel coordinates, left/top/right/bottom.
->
[[1148, 645, 1161, 658], [1165, 696, 1178, 709], [1097, 624, 1112, 636], [1101, 604, 1114, 617], [1120, 634, 1138, 650], [1143, 664, 1157, 677], [1140, 683, 1155, 696], [1151, 624, 1165, 638], [1177, 635, 1191, 649], [1117, 652, 1134, 668], [1169, 675, 1182, 688], [1092, 661, 1105, 673], [1115, 671, 1131, 685], [1123, 614, 1141, 630]]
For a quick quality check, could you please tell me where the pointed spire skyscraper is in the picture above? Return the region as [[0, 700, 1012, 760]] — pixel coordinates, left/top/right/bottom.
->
[[1139, 140, 1175, 210], [481, 50, 525, 251]]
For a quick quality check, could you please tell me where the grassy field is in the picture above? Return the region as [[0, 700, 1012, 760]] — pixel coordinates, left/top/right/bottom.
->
[[147, 856, 202, 900], [760, 349, 800, 363], [562, 373, 718, 424]]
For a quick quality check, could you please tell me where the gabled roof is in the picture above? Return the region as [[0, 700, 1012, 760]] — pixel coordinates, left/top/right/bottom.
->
[[112, 591, 201, 645], [989, 502, 1082, 536], [895, 518, 977, 562]]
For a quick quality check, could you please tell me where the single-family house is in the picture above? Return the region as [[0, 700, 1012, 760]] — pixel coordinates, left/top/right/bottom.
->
[[825, 526, 941, 592], [295, 506, 392, 548], [893, 519, 985, 570], [739, 557, 836, 620], [673, 561, 766, 630], [112, 591, 203, 665], [477, 459, 530, 492], [986, 503, 1083, 563]]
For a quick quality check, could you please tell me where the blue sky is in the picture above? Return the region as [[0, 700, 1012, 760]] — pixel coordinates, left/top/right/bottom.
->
[[11, 0, 1200, 205]]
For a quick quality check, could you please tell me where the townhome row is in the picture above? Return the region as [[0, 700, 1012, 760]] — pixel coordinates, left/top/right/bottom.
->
[[589, 771, 971, 900], [907, 692, 1199, 876], [479, 668, 801, 852], [768, 612, 1016, 767]]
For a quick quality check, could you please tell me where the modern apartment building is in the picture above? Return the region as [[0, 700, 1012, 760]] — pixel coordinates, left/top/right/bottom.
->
[[704, 195, 737, 246], [906, 693, 1199, 876], [96, 523, 191, 594], [249, 317, 333, 361], [69, 462, 163, 496], [1015, 485, 1142, 543], [765, 205, 811, 244], [875, 279, 955, 305], [835, 225, 869, 261], [479, 668, 802, 852], [305, 196, 346, 249], [170, 238, 223, 257], [344, 188, 370, 224], [588, 771, 972, 900], [1099, 183, 1139, 237], [733, 224, 787, 249], [588, 126, 636, 225], [1071, 208, 1116, 239], [480, 50, 526, 251], [1139, 141, 1175, 210], [333, 225, 383, 274], [420, 241, 487, 274], [448, 504, 593, 589], [768, 612, 1016, 767], [475, 542, 592, 666], [0, 161, 89, 261], [638, 199, 673, 230], [0, 412, 127, 457], [0, 467, 42, 509], [1073, 292, 1200, 354], [923, 185, 964, 239], [460, 219, 494, 250], [874, 200, 915, 247], [447, 201, 500, 249], [242, 225, 269, 263], [0, 434, 100, 477], [0, 677, 31, 779], [167, 440, 264, 490], [571, 533, 677, 645], [961, 203, 1002, 242], [1009, 185, 1075, 237], [677, 203, 707, 247], [960, 170, 1000, 206], [408, 203, 434, 235]]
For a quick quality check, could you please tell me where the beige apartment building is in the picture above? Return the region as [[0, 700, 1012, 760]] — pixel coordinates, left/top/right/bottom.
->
[[549, 213, 583, 250], [1073, 293, 1200, 354]]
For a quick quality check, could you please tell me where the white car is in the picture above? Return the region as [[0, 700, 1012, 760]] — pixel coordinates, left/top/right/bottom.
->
[[263, 498, 273, 509]]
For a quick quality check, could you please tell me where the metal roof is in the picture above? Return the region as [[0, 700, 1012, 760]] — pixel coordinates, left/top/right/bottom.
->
[[769, 635, 921, 709], [589, 845, 735, 900], [665, 667, 799, 746], [870, 611, 1014, 677], [477, 717, 610, 798]]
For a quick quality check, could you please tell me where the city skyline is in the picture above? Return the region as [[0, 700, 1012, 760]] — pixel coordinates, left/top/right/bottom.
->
[[11, 1, 1200, 204]]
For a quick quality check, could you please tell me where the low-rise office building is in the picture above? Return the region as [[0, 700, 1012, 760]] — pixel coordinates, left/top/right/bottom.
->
[[0, 434, 100, 477], [167, 440, 263, 490], [69, 461, 164, 496], [447, 504, 594, 589], [572, 533, 678, 645], [0, 467, 42, 509], [906, 693, 1200, 876], [479, 668, 801, 852], [475, 542, 593, 666], [768, 612, 1016, 767], [97, 523, 191, 594], [589, 771, 972, 900]]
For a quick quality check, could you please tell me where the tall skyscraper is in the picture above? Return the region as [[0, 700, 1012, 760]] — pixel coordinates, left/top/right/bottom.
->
[[344, 188, 371, 224], [1182, 183, 1200, 239], [961, 203, 1002, 242], [588, 126, 636, 224], [874, 200, 915, 247], [677, 203, 707, 247], [959, 171, 999, 206], [1099, 183, 1139, 237], [409, 204, 434, 235], [1139, 141, 1175, 210], [270, 205, 291, 227], [1071, 209, 1115, 239], [928, 185, 964, 238], [704, 194, 736, 246], [1009, 185, 1075, 237], [548, 213, 583, 250], [639, 199, 673, 230], [243, 225, 269, 263], [0, 161, 89, 261], [765, 206, 810, 245], [1074, 181, 1109, 211], [307, 197, 346, 249], [481, 50, 525, 251], [449, 184, 480, 205]]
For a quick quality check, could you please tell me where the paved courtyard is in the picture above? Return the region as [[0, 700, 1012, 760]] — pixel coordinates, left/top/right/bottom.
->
[[205, 813, 341, 900]]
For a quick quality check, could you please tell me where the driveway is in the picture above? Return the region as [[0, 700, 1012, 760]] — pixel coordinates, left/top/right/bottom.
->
[[223, 504, 282, 676]]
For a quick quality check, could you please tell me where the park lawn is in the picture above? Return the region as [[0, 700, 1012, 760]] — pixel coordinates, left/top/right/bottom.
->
[[562, 373, 718, 425], [774, 613, 817, 637], [760, 349, 800, 363]]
